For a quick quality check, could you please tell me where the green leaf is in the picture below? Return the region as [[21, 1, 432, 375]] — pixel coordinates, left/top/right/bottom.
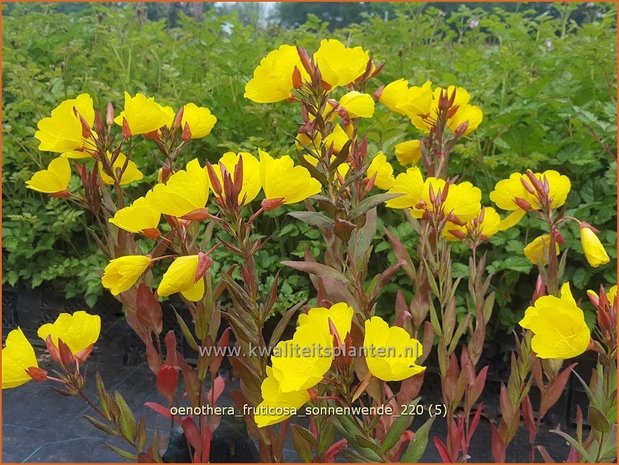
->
[[349, 193, 403, 219], [401, 417, 435, 462], [288, 211, 335, 229]]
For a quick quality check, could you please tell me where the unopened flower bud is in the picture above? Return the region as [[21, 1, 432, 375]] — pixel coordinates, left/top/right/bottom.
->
[[454, 121, 469, 137], [182, 122, 192, 141], [514, 197, 532, 211], [26, 366, 49, 383], [261, 197, 285, 211], [173, 105, 185, 130], [292, 66, 303, 89], [106, 102, 115, 126]]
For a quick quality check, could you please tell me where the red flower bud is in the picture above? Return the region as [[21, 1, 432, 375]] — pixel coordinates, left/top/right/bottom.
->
[[182, 122, 192, 141], [292, 66, 303, 89], [514, 197, 532, 211], [454, 120, 469, 137], [195, 252, 213, 282], [173, 105, 185, 130], [122, 117, 132, 139], [142, 228, 161, 240], [206, 162, 223, 196], [182, 208, 210, 222], [26, 366, 48, 383], [106, 102, 115, 126], [261, 197, 285, 211], [156, 364, 179, 405]]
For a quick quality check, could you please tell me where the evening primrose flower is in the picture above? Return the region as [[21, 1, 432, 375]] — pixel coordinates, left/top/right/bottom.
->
[[587, 285, 617, 307], [408, 177, 482, 223], [98, 152, 143, 186], [394, 81, 434, 121], [367, 152, 395, 190], [297, 302, 354, 342], [157, 255, 205, 302], [244, 45, 309, 103], [323, 124, 352, 154], [259, 150, 321, 206], [364, 316, 425, 382], [35, 93, 95, 153], [523, 234, 560, 266], [490, 170, 571, 230], [272, 302, 353, 393], [580, 224, 610, 267], [102, 255, 153, 295], [519, 283, 590, 359], [109, 197, 161, 235], [313, 39, 370, 88], [211, 152, 262, 205], [378, 79, 411, 115], [444, 207, 501, 241], [181, 103, 217, 139], [147, 159, 209, 218], [385, 167, 424, 209], [338, 91, 375, 118], [26, 157, 71, 195], [395, 140, 422, 166], [2, 328, 39, 389], [38, 311, 102, 356], [254, 366, 311, 428], [114, 92, 173, 135]]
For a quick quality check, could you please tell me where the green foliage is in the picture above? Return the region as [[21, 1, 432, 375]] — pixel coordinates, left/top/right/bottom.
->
[[2, 3, 616, 334]]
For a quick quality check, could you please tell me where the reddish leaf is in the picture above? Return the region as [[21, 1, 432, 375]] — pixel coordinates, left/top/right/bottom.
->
[[156, 364, 178, 405], [324, 438, 347, 462], [432, 436, 453, 463], [206, 375, 226, 406], [467, 403, 483, 444], [136, 284, 163, 335], [490, 425, 506, 463], [536, 445, 556, 463], [182, 417, 202, 458], [521, 395, 536, 442], [201, 426, 212, 462], [540, 363, 576, 417], [164, 331, 178, 367]]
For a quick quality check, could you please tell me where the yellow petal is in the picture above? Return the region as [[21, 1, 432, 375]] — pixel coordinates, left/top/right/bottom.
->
[[147, 159, 209, 217], [498, 209, 527, 231], [26, 157, 71, 194], [385, 167, 424, 209], [255, 366, 310, 428], [580, 226, 610, 268], [35, 94, 94, 153], [109, 197, 161, 234], [244, 45, 309, 103], [379, 79, 410, 115], [313, 39, 369, 88], [395, 140, 422, 166], [212, 152, 262, 205], [297, 302, 354, 342], [98, 152, 143, 186], [37, 311, 101, 355], [259, 151, 321, 204], [157, 255, 200, 298], [367, 152, 395, 190], [339, 91, 375, 118], [181, 103, 217, 139], [114, 92, 172, 135], [101, 255, 152, 295], [364, 316, 425, 382], [2, 328, 38, 389]]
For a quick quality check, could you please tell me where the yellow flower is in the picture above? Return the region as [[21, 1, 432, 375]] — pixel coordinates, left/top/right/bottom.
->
[[338, 91, 375, 118], [364, 316, 425, 382], [254, 366, 311, 428], [523, 234, 560, 266], [378, 79, 411, 115], [395, 140, 422, 166], [181, 103, 217, 139], [443, 206, 501, 241], [297, 302, 354, 342], [385, 167, 424, 209], [323, 124, 351, 154], [114, 92, 173, 135], [211, 152, 262, 205], [303, 153, 349, 180], [580, 225, 610, 268], [38, 311, 101, 356], [35, 93, 95, 153], [245, 45, 309, 103], [259, 150, 321, 205], [271, 321, 333, 393], [395, 83, 482, 135], [98, 152, 143, 186], [394, 81, 434, 122], [490, 170, 571, 230], [2, 328, 39, 389], [367, 152, 395, 190], [313, 39, 370, 88], [519, 283, 590, 359], [26, 157, 71, 194], [157, 255, 205, 302], [109, 197, 161, 234], [410, 178, 481, 223], [102, 255, 152, 295], [147, 159, 210, 217]]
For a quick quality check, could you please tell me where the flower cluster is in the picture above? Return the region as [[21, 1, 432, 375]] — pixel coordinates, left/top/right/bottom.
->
[[2, 311, 101, 389]]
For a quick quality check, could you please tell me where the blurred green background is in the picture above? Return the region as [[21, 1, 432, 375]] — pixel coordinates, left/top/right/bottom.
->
[[2, 2, 616, 338]]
